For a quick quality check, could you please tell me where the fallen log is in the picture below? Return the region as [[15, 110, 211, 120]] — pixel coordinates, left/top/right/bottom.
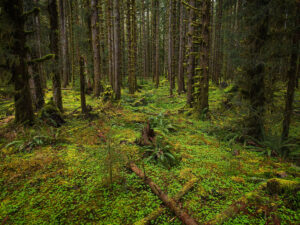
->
[[207, 178, 299, 225], [135, 178, 198, 225], [129, 162, 198, 225]]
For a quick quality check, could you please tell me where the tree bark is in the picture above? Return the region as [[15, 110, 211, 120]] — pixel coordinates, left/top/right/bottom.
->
[[80, 56, 87, 114], [154, 0, 160, 88], [187, 0, 196, 107], [91, 0, 102, 97], [48, 0, 63, 112], [113, 0, 121, 99], [282, 17, 299, 140], [178, 1, 185, 93], [196, 0, 210, 113], [5, 0, 34, 124], [59, 0, 70, 88], [168, 0, 174, 96]]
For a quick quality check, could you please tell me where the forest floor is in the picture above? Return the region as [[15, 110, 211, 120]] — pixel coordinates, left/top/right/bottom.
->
[[0, 81, 299, 224]]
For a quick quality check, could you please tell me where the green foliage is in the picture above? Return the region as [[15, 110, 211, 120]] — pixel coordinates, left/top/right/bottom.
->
[[149, 112, 177, 136], [143, 137, 177, 168], [247, 131, 299, 159], [101, 84, 114, 101]]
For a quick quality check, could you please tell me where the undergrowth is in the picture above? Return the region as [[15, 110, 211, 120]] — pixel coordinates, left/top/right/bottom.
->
[[0, 81, 299, 224]]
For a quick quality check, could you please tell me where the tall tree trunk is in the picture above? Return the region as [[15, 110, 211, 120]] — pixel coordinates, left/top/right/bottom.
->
[[48, 0, 63, 112], [213, 0, 223, 85], [113, 0, 121, 99], [33, 0, 46, 89], [168, 0, 174, 96], [142, 0, 147, 79], [5, 0, 34, 124], [29, 0, 44, 110], [80, 56, 87, 114], [243, 0, 269, 139], [186, 0, 196, 106], [196, 0, 210, 113], [91, 0, 102, 97], [282, 20, 299, 141], [128, 0, 137, 94], [177, 1, 185, 93], [154, 0, 160, 88], [59, 0, 70, 88]]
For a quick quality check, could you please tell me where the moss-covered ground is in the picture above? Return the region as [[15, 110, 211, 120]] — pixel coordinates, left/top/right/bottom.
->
[[0, 82, 299, 224]]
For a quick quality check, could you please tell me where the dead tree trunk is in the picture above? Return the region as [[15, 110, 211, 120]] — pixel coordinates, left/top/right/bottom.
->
[[129, 162, 198, 225], [80, 56, 87, 114]]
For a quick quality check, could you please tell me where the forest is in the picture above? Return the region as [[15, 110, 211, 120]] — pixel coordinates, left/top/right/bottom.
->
[[0, 0, 299, 224]]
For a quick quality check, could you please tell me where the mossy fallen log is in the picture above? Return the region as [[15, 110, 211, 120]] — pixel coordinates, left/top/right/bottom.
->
[[135, 178, 198, 225], [207, 178, 299, 225], [129, 162, 198, 225]]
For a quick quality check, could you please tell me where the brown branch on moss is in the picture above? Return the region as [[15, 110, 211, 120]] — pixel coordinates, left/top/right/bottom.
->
[[129, 162, 198, 225], [135, 178, 198, 225]]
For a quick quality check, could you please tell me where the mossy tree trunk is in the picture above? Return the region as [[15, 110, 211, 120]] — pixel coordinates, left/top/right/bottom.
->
[[242, 0, 270, 139], [168, 0, 174, 96], [113, 0, 121, 99], [195, 0, 210, 114], [282, 12, 299, 141], [5, 0, 34, 124], [91, 0, 102, 97], [127, 0, 137, 95], [48, 0, 63, 112], [59, 0, 70, 88], [80, 56, 87, 114], [154, 0, 160, 88], [186, 0, 196, 107], [177, 1, 186, 94]]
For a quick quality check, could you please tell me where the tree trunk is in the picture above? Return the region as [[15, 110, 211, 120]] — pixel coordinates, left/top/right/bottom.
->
[[196, 0, 210, 113], [113, 0, 121, 99], [213, 0, 223, 85], [186, 0, 196, 107], [80, 56, 87, 114], [282, 22, 299, 141], [59, 0, 70, 88], [168, 0, 174, 96], [154, 0, 160, 88], [91, 0, 102, 97], [6, 0, 34, 124], [48, 0, 63, 112], [177, 1, 185, 94], [243, 0, 269, 139]]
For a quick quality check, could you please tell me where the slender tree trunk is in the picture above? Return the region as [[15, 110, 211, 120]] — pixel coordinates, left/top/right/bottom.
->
[[113, 0, 121, 99], [128, 0, 137, 94], [213, 0, 223, 84], [33, 0, 46, 89], [80, 56, 87, 114], [282, 24, 299, 141], [187, 0, 196, 106], [154, 0, 160, 88], [142, 0, 147, 79], [91, 0, 102, 97], [196, 0, 210, 113], [48, 0, 63, 112], [59, 0, 70, 88], [168, 0, 174, 96], [177, 1, 185, 93]]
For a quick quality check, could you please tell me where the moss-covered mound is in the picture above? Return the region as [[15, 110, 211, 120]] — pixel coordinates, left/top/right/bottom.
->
[[38, 100, 65, 127]]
